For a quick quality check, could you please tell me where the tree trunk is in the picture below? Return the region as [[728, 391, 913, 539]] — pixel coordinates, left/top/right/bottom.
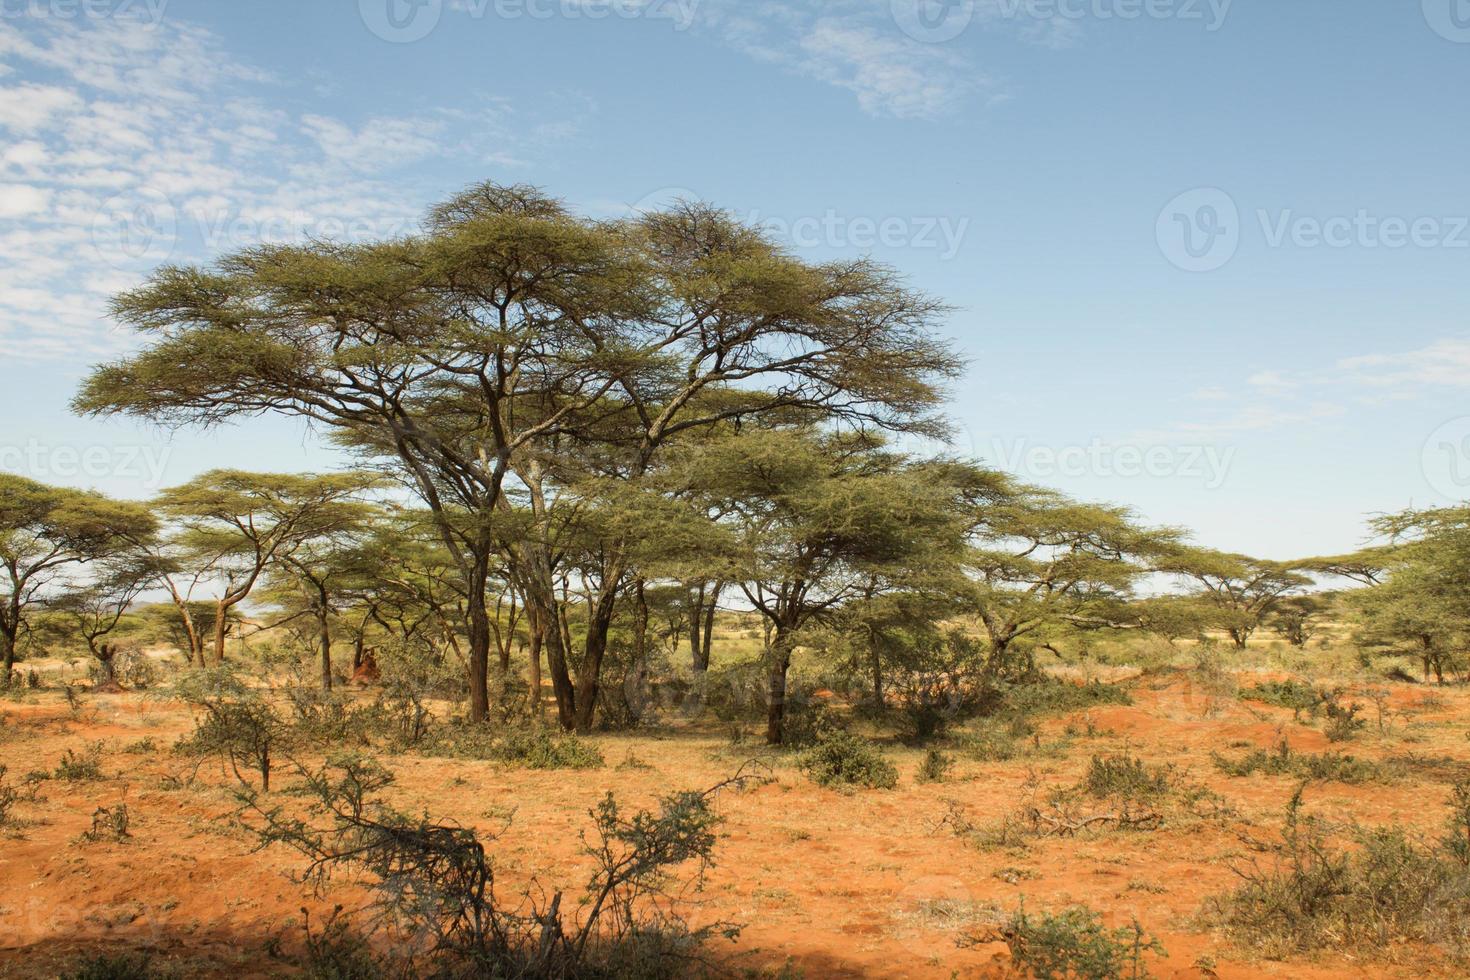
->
[[524, 575, 575, 728], [701, 588, 718, 669], [0, 622, 15, 685], [213, 602, 230, 664], [869, 630, 884, 709], [466, 556, 492, 723], [318, 604, 333, 692], [95, 644, 119, 689], [573, 588, 620, 733], [527, 632, 543, 719], [765, 626, 794, 746], [689, 584, 705, 672]]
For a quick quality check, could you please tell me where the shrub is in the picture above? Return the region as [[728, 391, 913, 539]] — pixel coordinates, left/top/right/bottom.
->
[[1212, 739, 1389, 785], [1209, 783, 1470, 960], [969, 903, 1166, 979], [176, 695, 291, 792], [55, 743, 105, 782], [300, 907, 383, 980], [916, 749, 956, 784], [424, 723, 605, 770], [242, 754, 753, 977], [1239, 679, 1323, 720], [80, 804, 131, 843], [798, 729, 898, 789], [58, 954, 156, 980], [1082, 753, 1174, 802], [1322, 694, 1367, 743], [1001, 679, 1131, 718]]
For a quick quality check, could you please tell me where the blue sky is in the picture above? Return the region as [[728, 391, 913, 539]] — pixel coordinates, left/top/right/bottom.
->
[[1, 0, 1467, 559]]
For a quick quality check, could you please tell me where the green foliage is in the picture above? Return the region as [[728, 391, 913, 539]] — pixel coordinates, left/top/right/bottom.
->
[[423, 722, 605, 770], [58, 954, 157, 980], [54, 743, 105, 782], [798, 729, 898, 789], [1210, 784, 1470, 960], [1239, 679, 1323, 719], [1212, 739, 1390, 785], [915, 748, 956, 784], [971, 903, 1166, 980], [1000, 678, 1131, 717], [1082, 753, 1174, 802]]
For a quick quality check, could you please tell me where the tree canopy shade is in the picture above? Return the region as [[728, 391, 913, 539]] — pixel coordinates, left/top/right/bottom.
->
[[0, 474, 156, 680], [74, 181, 962, 724]]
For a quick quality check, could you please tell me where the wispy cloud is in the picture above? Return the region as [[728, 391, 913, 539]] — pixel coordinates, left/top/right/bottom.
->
[[0, 14, 578, 361], [695, 0, 996, 120]]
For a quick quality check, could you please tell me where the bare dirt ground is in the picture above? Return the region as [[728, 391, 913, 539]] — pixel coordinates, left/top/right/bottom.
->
[[1, 669, 1465, 978]]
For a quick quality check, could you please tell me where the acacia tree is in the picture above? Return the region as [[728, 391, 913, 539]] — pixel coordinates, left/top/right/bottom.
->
[[962, 480, 1171, 677], [1349, 505, 1470, 683], [0, 475, 156, 682], [76, 183, 959, 725], [157, 470, 373, 664], [1155, 547, 1313, 649], [685, 430, 960, 744], [55, 550, 165, 690], [266, 498, 385, 690]]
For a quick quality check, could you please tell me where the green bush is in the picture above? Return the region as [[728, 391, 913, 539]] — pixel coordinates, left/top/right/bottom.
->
[[1239, 679, 1322, 719], [54, 743, 105, 782], [423, 723, 604, 770], [916, 749, 956, 784], [59, 954, 156, 980], [1001, 679, 1131, 718], [970, 903, 1166, 979], [1212, 739, 1389, 785], [1082, 753, 1175, 802], [798, 729, 898, 789], [1209, 784, 1470, 960]]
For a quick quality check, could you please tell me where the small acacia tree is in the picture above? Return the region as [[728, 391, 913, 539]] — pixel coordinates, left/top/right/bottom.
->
[[1349, 505, 1470, 682], [685, 429, 961, 744], [962, 480, 1174, 677], [157, 470, 374, 665], [1155, 547, 1312, 650], [0, 475, 156, 682]]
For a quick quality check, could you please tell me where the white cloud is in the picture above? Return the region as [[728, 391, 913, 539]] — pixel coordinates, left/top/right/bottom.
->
[[695, 0, 995, 120], [0, 182, 50, 217], [0, 81, 83, 131], [0, 15, 577, 361]]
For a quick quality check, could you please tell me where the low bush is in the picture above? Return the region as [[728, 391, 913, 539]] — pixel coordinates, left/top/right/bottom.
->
[[54, 743, 105, 782], [916, 749, 956, 784], [967, 903, 1166, 979], [1212, 739, 1390, 785], [242, 754, 755, 978], [798, 729, 898, 789], [422, 722, 605, 770], [1208, 783, 1470, 961]]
